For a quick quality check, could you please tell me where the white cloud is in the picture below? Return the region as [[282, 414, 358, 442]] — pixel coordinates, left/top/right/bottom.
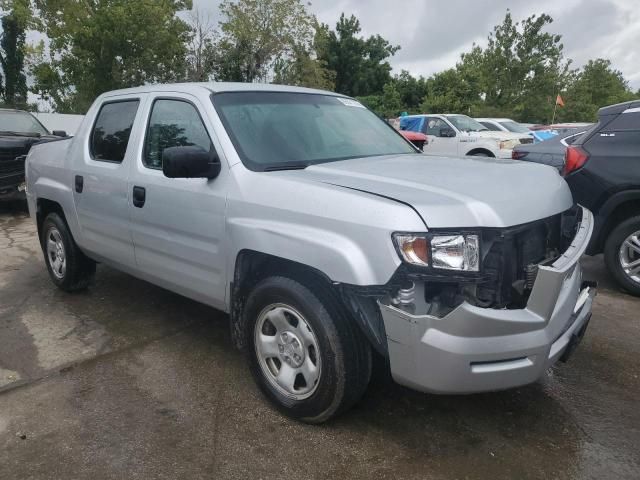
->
[[193, 0, 640, 89]]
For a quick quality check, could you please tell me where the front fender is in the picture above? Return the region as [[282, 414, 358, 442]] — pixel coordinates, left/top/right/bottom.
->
[[226, 217, 399, 287]]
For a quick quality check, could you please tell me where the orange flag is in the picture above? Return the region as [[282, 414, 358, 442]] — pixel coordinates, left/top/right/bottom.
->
[[556, 94, 565, 107]]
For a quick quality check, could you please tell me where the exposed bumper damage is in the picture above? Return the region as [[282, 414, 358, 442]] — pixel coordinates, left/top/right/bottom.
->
[[378, 206, 596, 394]]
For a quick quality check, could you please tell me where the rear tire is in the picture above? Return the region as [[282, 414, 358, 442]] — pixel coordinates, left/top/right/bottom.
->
[[244, 276, 372, 423], [604, 216, 640, 297], [41, 213, 96, 292]]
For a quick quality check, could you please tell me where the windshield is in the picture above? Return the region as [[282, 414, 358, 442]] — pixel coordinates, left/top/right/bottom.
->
[[499, 120, 530, 134], [212, 92, 417, 171], [446, 115, 488, 132], [0, 111, 49, 135]]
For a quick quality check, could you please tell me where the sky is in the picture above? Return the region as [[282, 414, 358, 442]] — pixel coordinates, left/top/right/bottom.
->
[[192, 0, 640, 90]]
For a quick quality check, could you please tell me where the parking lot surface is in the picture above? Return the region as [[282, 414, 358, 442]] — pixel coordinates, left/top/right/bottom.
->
[[1, 205, 639, 480]]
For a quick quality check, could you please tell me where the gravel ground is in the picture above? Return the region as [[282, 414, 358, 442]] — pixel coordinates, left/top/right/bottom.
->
[[1, 204, 639, 480]]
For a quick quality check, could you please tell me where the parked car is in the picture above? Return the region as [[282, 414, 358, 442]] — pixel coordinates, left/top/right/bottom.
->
[[550, 123, 593, 136], [399, 130, 427, 150], [0, 109, 67, 202], [26, 83, 595, 423], [475, 117, 540, 142], [563, 100, 640, 296], [400, 114, 533, 158], [512, 130, 586, 170]]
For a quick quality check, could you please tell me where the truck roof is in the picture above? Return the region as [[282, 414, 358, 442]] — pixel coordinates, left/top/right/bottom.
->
[[101, 82, 347, 99]]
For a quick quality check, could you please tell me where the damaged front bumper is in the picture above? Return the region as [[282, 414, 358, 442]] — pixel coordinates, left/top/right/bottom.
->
[[379, 206, 596, 394]]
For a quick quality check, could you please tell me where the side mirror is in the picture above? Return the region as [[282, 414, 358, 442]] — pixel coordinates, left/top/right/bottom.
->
[[162, 146, 221, 179], [52, 130, 67, 137], [439, 127, 456, 138]]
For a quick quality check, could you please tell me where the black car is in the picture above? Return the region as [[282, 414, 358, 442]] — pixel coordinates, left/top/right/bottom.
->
[[512, 129, 585, 171], [563, 100, 640, 295], [0, 109, 66, 202]]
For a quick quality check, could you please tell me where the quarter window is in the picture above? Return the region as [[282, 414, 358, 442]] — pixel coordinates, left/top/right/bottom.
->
[[90, 100, 140, 163], [143, 99, 214, 169]]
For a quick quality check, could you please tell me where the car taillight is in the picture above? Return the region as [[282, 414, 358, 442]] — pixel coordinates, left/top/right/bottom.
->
[[512, 150, 527, 160], [562, 146, 589, 176]]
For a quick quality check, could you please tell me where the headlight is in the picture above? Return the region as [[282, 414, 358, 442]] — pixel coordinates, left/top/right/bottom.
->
[[393, 233, 480, 272], [431, 235, 480, 271], [499, 139, 520, 150]]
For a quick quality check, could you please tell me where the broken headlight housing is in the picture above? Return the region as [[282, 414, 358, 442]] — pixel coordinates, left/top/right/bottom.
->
[[393, 233, 480, 272]]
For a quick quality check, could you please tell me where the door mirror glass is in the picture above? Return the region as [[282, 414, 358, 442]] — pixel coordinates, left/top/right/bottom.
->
[[162, 146, 221, 179], [52, 130, 67, 137], [439, 127, 456, 138]]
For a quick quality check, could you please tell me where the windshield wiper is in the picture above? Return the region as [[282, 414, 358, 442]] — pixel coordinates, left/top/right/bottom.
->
[[0, 130, 42, 137], [263, 163, 308, 172]]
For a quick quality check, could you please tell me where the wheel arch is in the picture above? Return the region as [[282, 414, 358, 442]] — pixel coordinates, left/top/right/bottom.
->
[[465, 148, 495, 157], [229, 250, 389, 357], [589, 191, 640, 254]]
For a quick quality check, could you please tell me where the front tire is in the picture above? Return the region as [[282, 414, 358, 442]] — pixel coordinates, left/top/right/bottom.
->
[[41, 213, 96, 292], [244, 276, 372, 423], [604, 216, 640, 297]]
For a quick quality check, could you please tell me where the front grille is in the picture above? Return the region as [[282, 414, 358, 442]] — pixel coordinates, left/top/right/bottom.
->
[[0, 155, 25, 175], [476, 206, 581, 308]]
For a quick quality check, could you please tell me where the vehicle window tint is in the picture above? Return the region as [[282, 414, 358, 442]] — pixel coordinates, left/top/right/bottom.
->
[[425, 118, 447, 136], [90, 100, 139, 162], [480, 121, 501, 131], [603, 111, 640, 132], [144, 99, 213, 169]]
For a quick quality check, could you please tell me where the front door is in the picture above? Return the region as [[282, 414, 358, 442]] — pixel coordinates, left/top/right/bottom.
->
[[127, 94, 228, 309], [72, 96, 143, 268], [424, 117, 459, 156]]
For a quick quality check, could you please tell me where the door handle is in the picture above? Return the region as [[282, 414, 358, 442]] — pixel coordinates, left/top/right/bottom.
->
[[75, 175, 83, 193], [132, 186, 146, 208]]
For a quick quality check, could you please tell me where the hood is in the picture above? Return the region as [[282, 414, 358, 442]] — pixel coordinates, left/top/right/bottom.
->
[[462, 130, 528, 141], [287, 154, 573, 229]]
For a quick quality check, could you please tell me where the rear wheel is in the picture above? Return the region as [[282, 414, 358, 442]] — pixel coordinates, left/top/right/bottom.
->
[[244, 276, 372, 423], [604, 216, 640, 296], [41, 213, 95, 292]]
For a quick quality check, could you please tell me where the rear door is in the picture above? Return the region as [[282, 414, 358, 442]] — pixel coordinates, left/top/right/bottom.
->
[[73, 95, 144, 268], [577, 108, 640, 207], [127, 93, 229, 309]]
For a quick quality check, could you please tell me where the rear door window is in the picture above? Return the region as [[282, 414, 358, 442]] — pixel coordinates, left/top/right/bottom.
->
[[603, 110, 640, 132], [90, 100, 140, 163]]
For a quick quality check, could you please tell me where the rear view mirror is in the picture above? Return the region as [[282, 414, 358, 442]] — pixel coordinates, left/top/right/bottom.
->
[[162, 146, 221, 179], [439, 127, 456, 138]]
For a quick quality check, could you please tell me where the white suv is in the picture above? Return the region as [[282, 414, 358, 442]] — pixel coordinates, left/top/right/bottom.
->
[[400, 114, 533, 158]]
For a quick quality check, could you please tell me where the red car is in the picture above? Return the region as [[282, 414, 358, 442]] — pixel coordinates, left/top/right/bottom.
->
[[400, 130, 427, 150]]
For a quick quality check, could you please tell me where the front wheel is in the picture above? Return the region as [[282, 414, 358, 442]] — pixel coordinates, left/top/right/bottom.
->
[[604, 216, 640, 297], [41, 213, 96, 292], [244, 276, 372, 423]]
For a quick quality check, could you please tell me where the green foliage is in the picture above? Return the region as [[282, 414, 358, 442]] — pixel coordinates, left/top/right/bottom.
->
[[32, 0, 192, 113], [213, 0, 317, 83], [357, 82, 403, 118], [558, 59, 637, 121], [0, 0, 33, 108], [391, 71, 428, 113], [317, 14, 399, 97]]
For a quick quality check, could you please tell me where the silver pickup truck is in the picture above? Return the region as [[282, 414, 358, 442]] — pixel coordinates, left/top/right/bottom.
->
[[25, 83, 596, 423]]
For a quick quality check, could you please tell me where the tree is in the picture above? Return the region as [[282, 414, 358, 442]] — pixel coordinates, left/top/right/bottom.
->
[[317, 14, 399, 97], [185, 9, 217, 82], [0, 0, 33, 108], [420, 68, 480, 114], [457, 12, 572, 122], [357, 82, 403, 118], [559, 59, 636, 121], [391, 70, 428, 113], [32, 0, 192, 113], [213, 0, 317, 83]]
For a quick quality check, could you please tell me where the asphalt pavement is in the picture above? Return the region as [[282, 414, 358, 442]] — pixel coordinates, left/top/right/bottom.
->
[[1, 204, 639, 480]]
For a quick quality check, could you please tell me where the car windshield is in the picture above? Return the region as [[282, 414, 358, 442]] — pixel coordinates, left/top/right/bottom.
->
[[499, 120, 530, 134], [0, 111, 49, 135], [212, 91, 417, 171], [446, 115, 488, 132]]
